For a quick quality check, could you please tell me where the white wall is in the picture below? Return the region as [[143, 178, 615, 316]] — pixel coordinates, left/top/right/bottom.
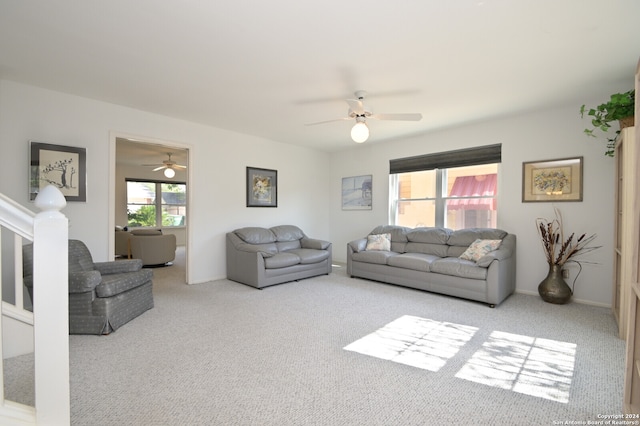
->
[[0, 79, 622, 306], [0, 80, 331, 284], [329, 104, 616, 307]]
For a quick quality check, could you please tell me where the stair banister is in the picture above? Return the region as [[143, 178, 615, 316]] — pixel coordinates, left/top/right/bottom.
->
[[0, 185, 70, 425]]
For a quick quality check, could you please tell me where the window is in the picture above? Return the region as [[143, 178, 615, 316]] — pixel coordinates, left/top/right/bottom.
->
[[389, 145, 500, 230], [126, 180, 186, 228]]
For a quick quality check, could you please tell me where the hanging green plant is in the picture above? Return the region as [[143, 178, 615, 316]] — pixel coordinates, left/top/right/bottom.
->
[[580, 89, 635, 157]]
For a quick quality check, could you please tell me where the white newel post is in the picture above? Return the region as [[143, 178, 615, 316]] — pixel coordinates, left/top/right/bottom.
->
[[33, 185, 70, 425]]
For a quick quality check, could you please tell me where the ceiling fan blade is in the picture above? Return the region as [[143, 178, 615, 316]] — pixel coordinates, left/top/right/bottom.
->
[[305, 117, 351, 126], [173, 164, 187, 169], [371, 113, 423, 121], [346, 99, 365, 115], [152, 165, 167, 171]]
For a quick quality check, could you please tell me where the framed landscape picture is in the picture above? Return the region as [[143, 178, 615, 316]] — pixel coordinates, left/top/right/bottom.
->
[[246, 166, 277, 207], [522, 156, 583, 202], [29, 141, 87, 202]]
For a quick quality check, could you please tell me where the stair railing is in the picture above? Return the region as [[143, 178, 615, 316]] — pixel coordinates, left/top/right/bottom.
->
[[0, 185, 70, 425]]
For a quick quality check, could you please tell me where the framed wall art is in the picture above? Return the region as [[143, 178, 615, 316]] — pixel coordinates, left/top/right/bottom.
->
[[30, 141, 87, 202], [246, 167, 277, 207], [342, 174, 372, 210], [522, 156, 583, 202]]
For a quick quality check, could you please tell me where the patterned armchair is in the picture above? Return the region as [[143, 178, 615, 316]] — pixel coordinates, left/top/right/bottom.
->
[[23, 239, 154, 335]]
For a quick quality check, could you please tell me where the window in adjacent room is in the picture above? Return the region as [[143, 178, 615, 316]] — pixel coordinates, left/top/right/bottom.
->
[[389, 144, 500, 230], [126, 180, 186, 228]]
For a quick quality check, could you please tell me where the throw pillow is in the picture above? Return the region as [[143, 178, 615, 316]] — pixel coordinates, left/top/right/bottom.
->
[[366, 233, 391, 251], [459, 239, 502, 262]]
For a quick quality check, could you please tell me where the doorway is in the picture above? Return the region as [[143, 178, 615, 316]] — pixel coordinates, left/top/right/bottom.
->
[[110, 134, 191, 284]]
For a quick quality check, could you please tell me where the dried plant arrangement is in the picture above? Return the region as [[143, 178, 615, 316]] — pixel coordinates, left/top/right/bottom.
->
[[536, 208, 600, 290]]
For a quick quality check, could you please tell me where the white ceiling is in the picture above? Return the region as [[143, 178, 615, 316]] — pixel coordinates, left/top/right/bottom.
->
[[1, 1, 639, 152], [115, 138, 188, 169]]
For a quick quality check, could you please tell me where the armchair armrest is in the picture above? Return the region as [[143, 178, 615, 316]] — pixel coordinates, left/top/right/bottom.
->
[[69, 270, 102, 294], [301, 238, 331, 250], [94, 259, 143, 275]]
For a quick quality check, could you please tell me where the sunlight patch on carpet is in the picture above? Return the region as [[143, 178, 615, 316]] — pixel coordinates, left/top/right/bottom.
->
[[455, 331, 576, 403], [343, 315, 478, 372]]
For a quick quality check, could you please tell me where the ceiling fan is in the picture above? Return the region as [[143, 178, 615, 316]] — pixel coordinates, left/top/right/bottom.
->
[[305, 90, 422, 143], [143, 153, 186, 178]]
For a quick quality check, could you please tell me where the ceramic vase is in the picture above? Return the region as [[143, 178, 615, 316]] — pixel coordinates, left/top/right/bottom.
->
[[538, 264, 572, 304]]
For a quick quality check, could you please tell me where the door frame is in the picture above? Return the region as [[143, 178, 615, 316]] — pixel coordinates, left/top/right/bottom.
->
[[108, 131, 193, 284]]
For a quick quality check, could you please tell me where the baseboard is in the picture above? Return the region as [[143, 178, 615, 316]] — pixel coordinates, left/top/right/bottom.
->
[[515, 289, 611, 309]]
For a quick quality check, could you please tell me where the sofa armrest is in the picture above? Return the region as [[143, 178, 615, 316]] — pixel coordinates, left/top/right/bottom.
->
[[476, 249, 511, 267], [346, 238, 367, 276], [348, 238, 367, 253], [301, 238, 331, 250], [226, 233, 268, 287], [476, 234, 516, 267], [69, 270, 102, 294], [484, 234, 517, 305], [94, 259, 143, 275]]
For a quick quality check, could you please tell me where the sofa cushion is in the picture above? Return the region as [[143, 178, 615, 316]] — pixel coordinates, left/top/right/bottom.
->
[[459, 239, 502, 262], [366, 233, 391, 251], [240, 243, 278, 256], [406, 227, 451, 244], [235, 227, 276, 244], [404, 242, 449, 258], [351, 250, 398, 265], [264, 252, 300, 269], [271, 225, 305, 241], [387, 253, 440, 272], [448, 228, 507, 247], [286, 248, 330, 264], [277, 240, 302, 252], [430, 257, 488, 280], [370, 225, 409, 242]]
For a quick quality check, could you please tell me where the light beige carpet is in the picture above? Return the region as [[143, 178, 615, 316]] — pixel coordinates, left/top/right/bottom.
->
[[4, 248, 625, 425]]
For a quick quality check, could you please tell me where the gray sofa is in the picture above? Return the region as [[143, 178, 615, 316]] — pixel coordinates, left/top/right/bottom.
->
[[226, 225, 332, 289], [347, 225, 516, 307]]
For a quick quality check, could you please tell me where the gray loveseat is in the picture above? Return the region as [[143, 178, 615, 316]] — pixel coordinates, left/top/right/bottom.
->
[[347, 226, 516, 307], [226, 225, 332, 289]]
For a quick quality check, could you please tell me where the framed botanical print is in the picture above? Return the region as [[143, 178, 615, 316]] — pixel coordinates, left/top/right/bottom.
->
[[522, 157, 583, 202], [246, 167, 277, 207]]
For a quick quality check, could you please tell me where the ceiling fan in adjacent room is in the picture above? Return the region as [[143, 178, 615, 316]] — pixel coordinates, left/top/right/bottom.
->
[[305, 90, 422, 143], [143, 153, 187, 178]]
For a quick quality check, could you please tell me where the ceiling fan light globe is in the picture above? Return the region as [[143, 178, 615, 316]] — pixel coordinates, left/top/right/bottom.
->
[[351, 122, 369, 143], [164, 168, 176, 178]]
